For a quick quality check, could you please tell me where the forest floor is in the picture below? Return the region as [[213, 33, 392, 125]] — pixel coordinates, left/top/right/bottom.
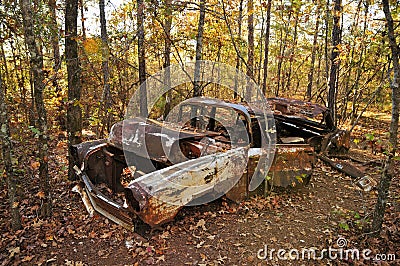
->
[[0, 115, 399, 266]]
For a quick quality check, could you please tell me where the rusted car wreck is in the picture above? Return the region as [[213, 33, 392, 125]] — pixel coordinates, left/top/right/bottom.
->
[[72, 97, 350, 230]]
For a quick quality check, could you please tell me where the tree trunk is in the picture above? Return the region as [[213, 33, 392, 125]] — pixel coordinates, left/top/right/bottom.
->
[[137, 0, 148, 116], [100, 0, 112, 133], [79, 0, 86, 39], [285, 9, 299, 92], [371, 0, 400, 235], [8, 41, 25, 120], [257, 14, 264, 87], [327, 0, 341, 125], [262, 0, 271, 96], [246, 0, 254, 101], [65, 0, 82, 180], [306, 8, 320, 99], [234, 0, 243, 99], [324, 0, 330, 92], [193, 0, 206, 98], [49, 0, 64, 129], [0, 44, 9, 85], [348, 1, 369, 124], [0, 71, 22, 231], [49, 0, 61, 73], [341, 0, 361, 123], [20, 0, 51, 217], [315, 47, 322, 98], [163, 0, 172, 117], [276, 3, 291, 96]]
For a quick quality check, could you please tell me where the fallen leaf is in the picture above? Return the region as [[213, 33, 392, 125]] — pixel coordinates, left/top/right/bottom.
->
[[8, 247, 20, 258], [160, 231, 170, 239], [31, 161, 40, 170], [196, 219, 207, 230], [46, 257, 57, 263], [88, 231, 97, 238], [36, 191, 45, 199], [196, 241, 205, 248], [253, 232, 261, 238], [100, 231, 113, 239], [22, 255, 34, 262], [247, 255, 254, 262]]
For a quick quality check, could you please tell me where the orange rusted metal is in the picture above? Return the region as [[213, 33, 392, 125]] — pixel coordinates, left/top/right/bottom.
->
[[267, 144, 315, 187]]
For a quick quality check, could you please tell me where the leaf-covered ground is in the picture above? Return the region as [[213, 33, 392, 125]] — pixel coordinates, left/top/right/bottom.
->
[[1, 115, 399, 265]]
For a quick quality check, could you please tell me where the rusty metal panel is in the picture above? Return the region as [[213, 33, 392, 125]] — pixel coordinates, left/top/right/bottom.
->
[[318, 155, 365, 179], [225, 172, 249, 203], [74, 169, 134, 231], [321, 129, 351, 154], [125, 183, 182, 227], [225, 148, 266, 202], [71, 139, 107, 170], [108, 118, 218, 162], [124, 147, 248, 226], [226, 145, 315, 202], [268, 97, 328, 118], [268, 144, 315, 188]]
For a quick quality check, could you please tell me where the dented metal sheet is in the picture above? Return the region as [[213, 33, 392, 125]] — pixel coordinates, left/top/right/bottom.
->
[[124, 147, 248, 227]]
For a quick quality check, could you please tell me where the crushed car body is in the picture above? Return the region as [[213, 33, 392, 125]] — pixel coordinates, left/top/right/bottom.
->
[[71, 97, 350, 229]]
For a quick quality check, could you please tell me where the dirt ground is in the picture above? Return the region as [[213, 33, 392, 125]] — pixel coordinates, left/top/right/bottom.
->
[[0, 116, 399, 265]]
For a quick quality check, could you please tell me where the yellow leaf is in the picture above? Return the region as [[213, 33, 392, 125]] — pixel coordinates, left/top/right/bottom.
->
[[83, 38, 100, 54], [22, 255, 34, 262], [8, 247, 20, 258]]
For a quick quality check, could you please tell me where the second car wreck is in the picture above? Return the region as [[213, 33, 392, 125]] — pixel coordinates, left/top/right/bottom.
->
[[71, 97, 353, 230]]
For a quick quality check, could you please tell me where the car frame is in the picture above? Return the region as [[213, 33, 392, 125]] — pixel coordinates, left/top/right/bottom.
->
[[71, 97, 349, 230]]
